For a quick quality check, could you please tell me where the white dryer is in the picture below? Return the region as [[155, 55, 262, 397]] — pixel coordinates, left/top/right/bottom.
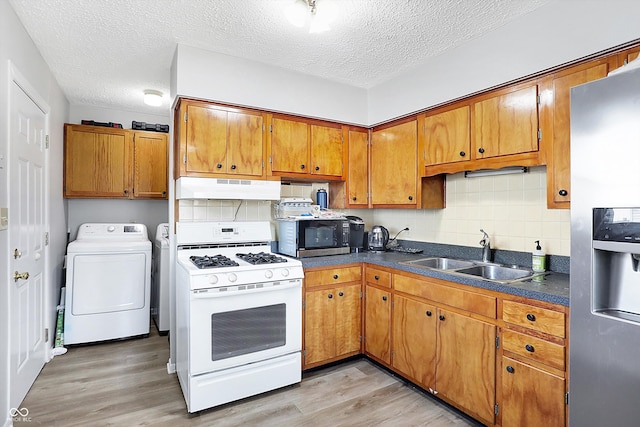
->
[[64, 223, 151, 345], [152, 223, 170, 334]]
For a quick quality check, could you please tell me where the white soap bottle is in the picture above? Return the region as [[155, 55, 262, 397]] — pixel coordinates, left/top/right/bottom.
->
[[532, 240, 546, 273]]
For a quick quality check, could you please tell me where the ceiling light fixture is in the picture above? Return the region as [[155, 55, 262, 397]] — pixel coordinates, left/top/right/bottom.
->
[[285, 0, 335, 34], [464, 166, 529, 178], [143, 89, 163, 107]]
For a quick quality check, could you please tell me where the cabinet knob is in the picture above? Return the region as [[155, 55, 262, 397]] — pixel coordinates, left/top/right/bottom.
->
[[333, 274, 339, 280], [230, 164, 237, 170], [506, 365, 515, 374], [526, 313, 536, 322], [439, 315, 445, 321], [478, 147, 485, 154], [559, 189, 568, 197], [216, 163, 223, 169], [382, 295, 387, 301], [374, 275, 379, 280], [408, 196, 413, 201], [352, 196, 357, 201], [124, 189, 128, 195], [459, 151, 466, 157], [339, 292, 344, 297], [426, 310, 432, 317], [300, 164, 305, 170], [315, 166, 320, 171], [525, 344, 535, 353], [162, 191, 166, 196], [328, 293, 333, 299]]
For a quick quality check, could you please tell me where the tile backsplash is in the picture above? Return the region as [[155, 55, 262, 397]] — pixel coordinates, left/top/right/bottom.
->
[[177, 166, 570, 256]]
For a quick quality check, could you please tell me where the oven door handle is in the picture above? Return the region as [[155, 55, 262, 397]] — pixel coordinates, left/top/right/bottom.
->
[[191, 279, 302, 299]]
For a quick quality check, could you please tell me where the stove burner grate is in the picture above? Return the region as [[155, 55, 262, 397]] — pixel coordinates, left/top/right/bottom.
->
[[190, 255, 240, 269], [236, 252, 288, 265]]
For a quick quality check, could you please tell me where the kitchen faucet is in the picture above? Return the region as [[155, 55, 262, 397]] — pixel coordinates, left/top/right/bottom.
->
[[479, 229, 491, 263]]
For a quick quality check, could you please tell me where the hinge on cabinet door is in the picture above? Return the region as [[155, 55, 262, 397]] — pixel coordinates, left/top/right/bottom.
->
[[45, 328, 49, 342], [269, 156, 273, 164], [184, 112, 188, 122], [302, 349, 306, 359], [262, 160, 265, 169], [494, 404, 499, 416], [537, 94, 541, 105], [495, 336, 500, 348], [566, 392, 569, 405], [360, 291, 363, 299], [359, 335, 362, 343], [183, 154, 187, 164], [302, 300, 305, 309], [44, 232, 49, 246], [270, 124, 273, 132], [537, 129, 542, 141], [45, 135, 49, 149]]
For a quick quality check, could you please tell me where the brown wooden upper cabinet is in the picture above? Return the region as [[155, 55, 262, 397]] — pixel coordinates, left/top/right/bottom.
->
[[175, 99, 266, 179], [370, 119, 418, 207], [64, 124, 168, 199], [269, 115, 344, 180], [345, 128, 369, 207], [472, 83, 539, 160], [539, 57, 615, 209], [423, 104, 470, 166]]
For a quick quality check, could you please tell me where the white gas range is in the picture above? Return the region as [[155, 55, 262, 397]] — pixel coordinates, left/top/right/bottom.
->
[[175, 221, 304, 413]]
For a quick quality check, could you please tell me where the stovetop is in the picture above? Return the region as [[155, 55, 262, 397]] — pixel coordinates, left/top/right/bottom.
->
[[189, 255, 240, 269]]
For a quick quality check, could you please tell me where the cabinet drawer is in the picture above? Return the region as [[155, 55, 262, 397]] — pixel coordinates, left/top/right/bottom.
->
[[502, 301, 565, 338], [394, 274, 496, 319], [365, 267, 391, 288], [305, 266, 362, 288], [502, 329, 565, 371]]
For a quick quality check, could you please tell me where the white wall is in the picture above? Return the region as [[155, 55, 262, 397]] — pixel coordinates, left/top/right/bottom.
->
[[0, 1, 69, 425], [172, 45, 368, 125], [368, 1, 640, 125]]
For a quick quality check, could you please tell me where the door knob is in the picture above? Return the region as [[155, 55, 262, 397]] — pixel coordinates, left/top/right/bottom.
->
[[14, 271, 29, 282]]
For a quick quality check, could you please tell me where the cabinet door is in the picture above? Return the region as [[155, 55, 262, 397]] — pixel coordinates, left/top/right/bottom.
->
[[311, 124, 343, 177], [502, 356, 565, 427], [304, 288, 336, 366], [133, 131, 168, 199], [227, 110, 264, 176], [392, 295, 436, 389], [335, 284, 361, 357], [347, 129, 368, 207], [271, 117, 309, 174], [185, 103, 227, 174], [545, 60, 611, 208], [424, 105, 470, 166], [364, 285, 391, 364], [472, 84, 538, 159], [370, 120, 417, 206], [436, 309, 496, 424], [64, 125, 131, 198]]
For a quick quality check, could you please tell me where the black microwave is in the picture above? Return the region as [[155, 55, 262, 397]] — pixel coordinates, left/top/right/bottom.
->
[[277, 218, 350, 258]]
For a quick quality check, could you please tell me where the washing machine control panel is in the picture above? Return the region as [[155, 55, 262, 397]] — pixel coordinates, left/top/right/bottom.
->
[[76, 223, 148, 240]]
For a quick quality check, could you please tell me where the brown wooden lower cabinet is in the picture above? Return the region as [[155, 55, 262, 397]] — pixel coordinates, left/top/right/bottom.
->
[[305, 264, 568, 427]]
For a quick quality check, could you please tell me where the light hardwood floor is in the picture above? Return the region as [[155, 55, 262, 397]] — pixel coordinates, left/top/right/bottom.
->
[[19, 329, 482, 426]]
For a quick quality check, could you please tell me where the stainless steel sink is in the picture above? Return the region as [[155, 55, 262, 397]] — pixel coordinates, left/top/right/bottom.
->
[[402, 257, 476, 270], [453, 265, 534, 283]]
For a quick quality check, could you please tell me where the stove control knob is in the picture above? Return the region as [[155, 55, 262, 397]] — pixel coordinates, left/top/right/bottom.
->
[[265, 270, 274, 279], [228, 273, 238, 283], [281, 269, 290, 277], [208, 275, 219, 285]]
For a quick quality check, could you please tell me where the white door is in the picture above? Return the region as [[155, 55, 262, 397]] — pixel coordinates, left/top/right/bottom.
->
[[9, 80, 47, 408]]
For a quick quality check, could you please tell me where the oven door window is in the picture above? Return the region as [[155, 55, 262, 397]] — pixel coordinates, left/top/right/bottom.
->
[[211, 304, 286, 361]]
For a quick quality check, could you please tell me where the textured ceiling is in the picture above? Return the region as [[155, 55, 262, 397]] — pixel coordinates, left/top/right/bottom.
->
[[8, 0, 550, 115]]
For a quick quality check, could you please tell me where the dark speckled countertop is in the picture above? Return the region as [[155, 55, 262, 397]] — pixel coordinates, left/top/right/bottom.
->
[[300, 251, 570, 307]]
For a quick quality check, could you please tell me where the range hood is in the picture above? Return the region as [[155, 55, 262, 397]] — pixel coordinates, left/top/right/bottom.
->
[[175, 177, 281, 200]]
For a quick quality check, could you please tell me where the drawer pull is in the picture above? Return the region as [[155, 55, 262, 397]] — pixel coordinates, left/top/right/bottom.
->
[[426, 310, 432, 317], [328, 294, 333, 299], [339, 292, 344, 297], [374, 275, 379, 280], [439, 315, 445, 321], [526, 313, 536, 322], [506, 365, 515, 374], [333, 274, 339, 280], [382, 295, 388, 301], [525, 344, 535, 353]]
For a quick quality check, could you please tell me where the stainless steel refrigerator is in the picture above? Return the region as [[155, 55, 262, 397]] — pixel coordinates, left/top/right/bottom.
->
[[570, 65, 640, 426]]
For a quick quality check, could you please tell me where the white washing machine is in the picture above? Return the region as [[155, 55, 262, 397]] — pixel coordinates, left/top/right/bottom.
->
[[152, 223, 170, 334], [64, 223, 151, 345]]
